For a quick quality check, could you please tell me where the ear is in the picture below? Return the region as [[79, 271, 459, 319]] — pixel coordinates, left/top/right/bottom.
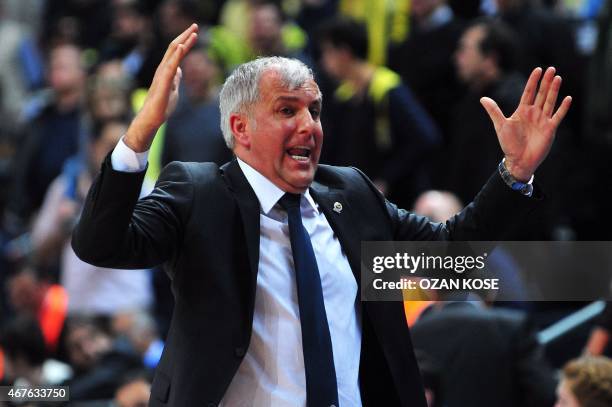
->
[[230, 112, 251, 149]]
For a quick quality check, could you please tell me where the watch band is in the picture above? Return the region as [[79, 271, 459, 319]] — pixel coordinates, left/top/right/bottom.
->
[[498, 159, 534, 196]]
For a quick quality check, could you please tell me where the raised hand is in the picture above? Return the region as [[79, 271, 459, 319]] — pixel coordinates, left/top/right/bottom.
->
[[480, 67, 572, 181], [125, 24, 199, 152]]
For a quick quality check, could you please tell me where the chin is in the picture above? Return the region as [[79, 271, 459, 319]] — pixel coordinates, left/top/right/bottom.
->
[[287, 175, 314, 192]]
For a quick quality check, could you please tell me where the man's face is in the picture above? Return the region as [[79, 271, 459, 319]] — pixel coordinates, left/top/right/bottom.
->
[[183, 51, 217, 99], [320, 42, 349, 80], [455, 25, 487, 85], [249, 4, 283, 55], [235, 69, 323, 193], [48, 45, 85, 94], [66, 326, 110, 371]]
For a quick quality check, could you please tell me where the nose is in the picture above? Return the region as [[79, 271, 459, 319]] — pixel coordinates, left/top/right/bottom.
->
[[296, 108, 316, 136]]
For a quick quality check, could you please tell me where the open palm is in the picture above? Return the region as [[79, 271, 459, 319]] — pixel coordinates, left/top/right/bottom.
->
[[480, 67, 572, 181]]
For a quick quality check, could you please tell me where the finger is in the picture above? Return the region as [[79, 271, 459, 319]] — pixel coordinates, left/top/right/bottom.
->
[[534, 66, 555, 109], [543, 75, 562, 117], [480, 97, 505, 132], [520, 67, 543, 106], [151, 33, 196, 100], [168, 33, 197, 73], [180, 32, 199, 57], [551, 96, 572, 126], [161, 23, 199, 65]]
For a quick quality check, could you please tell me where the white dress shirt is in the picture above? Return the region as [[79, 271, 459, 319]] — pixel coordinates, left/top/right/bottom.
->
[[111, 139, 362, 406]]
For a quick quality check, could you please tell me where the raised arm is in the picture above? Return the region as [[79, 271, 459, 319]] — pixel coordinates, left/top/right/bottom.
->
[[124, 24, 199, 152], [71, 25, 200, 270]]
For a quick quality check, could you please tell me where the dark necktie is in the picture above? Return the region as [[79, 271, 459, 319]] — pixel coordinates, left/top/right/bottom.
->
[[278, 193, 339, 407]]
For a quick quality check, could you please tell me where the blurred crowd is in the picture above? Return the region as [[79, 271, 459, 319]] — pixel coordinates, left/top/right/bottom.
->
[[1, 0, 612, 406]]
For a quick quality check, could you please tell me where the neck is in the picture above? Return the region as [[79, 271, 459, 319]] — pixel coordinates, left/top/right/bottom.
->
[[470, 67, 501, 93]]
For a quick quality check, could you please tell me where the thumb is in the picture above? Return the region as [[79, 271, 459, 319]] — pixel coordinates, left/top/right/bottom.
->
[[171, 67, 182, 92], [480, 97, 505, 133]]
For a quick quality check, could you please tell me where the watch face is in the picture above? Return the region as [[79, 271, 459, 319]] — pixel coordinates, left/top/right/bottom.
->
[[521, 184, 534, 196]]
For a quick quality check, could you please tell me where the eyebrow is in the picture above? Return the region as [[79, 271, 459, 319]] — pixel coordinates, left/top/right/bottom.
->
[[275, 95, 323, 106]]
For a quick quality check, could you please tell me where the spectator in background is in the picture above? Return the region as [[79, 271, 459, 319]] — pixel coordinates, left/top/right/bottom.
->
[[63, 316, 142, 401], [113, 311, 164, 371], [388, 0, 465, 140], [114, 372, 151, 407], [0, 6, 38, 141], [447, 19, 525, 206], [7, 267, 68, 354], [337, 0, 411, 66], [86, 60, 134, 129], [6, 43, 86, 231], [41, 0, 114, 50], [495, 0, 583, 135], [556, 356, 612, 407], [0, 4, 44, 216], [412, 190, 463, 224], [30, 121, 152, 317], [411, 296, 557, 406], [247, 1, 311, 64], [162, 42, 230, 166], [98, 0, 154, 87], [0, 315, 71, 387], [216, 0, 310, 70], [317, 17, 440, 206]]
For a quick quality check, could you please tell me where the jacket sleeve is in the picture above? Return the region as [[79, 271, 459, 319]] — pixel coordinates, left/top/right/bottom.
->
[[387, 170, 543, 241], [72, 154, 194, 270]]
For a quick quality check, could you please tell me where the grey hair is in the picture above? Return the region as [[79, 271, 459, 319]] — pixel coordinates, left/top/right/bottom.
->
[[219, 56, 316, 149]]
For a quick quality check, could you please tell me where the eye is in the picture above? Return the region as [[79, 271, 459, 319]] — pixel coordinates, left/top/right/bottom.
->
[[280, 106, 295, 116], [309, 107, 321, 120]]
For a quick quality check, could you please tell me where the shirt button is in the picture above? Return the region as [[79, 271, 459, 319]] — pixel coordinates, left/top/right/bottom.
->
[[234, 347, 246, 357], [330, 404, 336, 407]]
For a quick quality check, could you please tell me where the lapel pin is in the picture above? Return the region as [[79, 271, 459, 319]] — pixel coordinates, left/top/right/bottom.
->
[[333, 202, 343, 213]]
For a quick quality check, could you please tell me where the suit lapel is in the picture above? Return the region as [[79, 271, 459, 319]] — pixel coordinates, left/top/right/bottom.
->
[[221, 161, 363, 286], [221, 160, 261, 284], [310, 182, 362, 285]]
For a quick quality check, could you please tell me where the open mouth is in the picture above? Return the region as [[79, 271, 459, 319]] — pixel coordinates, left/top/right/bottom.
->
[[286, 147, 312, 162]]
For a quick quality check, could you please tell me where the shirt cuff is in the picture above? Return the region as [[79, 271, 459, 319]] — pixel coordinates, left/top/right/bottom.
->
[[110, 137, 149, 172]]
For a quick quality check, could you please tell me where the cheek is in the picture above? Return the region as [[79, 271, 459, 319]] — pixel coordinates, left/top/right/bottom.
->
[[281, 118, 298, 133]]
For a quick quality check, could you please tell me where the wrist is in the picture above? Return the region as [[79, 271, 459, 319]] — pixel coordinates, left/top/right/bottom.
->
[[503, 158, 532, 182], [499, 159, 534, 196], [125, 120, 157, 153]]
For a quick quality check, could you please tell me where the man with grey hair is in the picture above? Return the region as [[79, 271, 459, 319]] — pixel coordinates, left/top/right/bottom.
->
[[73, 24, 571, 406]]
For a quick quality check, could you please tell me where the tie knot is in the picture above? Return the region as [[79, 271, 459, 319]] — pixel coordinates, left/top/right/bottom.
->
[[278, 193, 301, 210]]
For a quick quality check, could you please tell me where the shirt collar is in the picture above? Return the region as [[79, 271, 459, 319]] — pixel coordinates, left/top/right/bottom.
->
[[236, 158, 318, 215]]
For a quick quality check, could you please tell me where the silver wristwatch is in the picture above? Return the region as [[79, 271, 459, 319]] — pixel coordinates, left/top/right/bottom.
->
[[498, 159, 534, 196]]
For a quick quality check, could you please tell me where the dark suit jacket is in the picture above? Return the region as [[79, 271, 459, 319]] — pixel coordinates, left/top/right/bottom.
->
[[72, 156, 540, 406], [412, 302, 556, 407]]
